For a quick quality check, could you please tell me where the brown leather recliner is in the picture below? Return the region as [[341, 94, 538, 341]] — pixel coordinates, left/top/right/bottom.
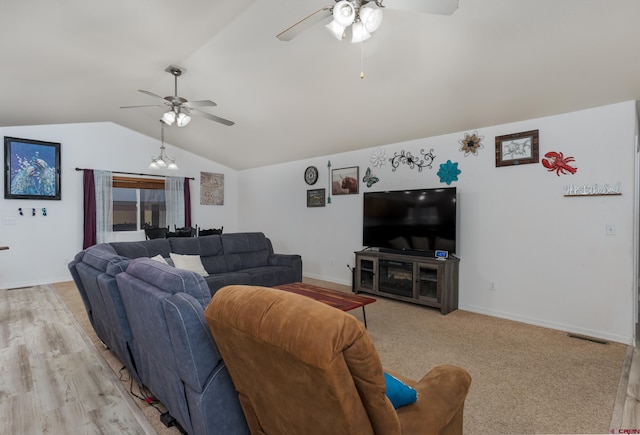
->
[[204, 285, 471, 435]]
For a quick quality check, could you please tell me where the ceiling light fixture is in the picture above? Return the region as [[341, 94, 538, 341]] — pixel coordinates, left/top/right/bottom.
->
[[149, 120, 178, 170], [325, 1, 383, 43], [162, 107, 191, 127]]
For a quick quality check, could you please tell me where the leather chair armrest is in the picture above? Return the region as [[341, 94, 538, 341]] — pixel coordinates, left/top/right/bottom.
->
[[388, 365, 471, 435]]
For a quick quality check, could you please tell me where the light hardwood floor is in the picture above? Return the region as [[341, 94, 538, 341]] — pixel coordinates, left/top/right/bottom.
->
[[611, 346, 640, 432], [0, 285, 156, 434], [2, 281, 639, 433]]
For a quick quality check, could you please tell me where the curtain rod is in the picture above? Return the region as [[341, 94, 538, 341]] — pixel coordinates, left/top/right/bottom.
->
[[75, 167, 194, 180]]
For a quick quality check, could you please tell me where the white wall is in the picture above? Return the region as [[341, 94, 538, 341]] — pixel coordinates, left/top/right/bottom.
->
[[2, 103, 635, 344], [0, 122, 238, 289], [239, 101, 637, 344]]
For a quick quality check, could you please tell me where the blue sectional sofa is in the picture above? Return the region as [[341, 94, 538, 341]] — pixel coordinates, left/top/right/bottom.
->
[[116, 258, 248, 435], [67, 232, 301, 434]]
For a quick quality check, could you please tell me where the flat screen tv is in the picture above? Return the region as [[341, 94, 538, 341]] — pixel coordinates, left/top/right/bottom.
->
[[363, 187, 457, 255]]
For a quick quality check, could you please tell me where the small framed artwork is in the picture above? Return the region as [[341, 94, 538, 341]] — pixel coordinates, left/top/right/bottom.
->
[[495, 130, 539, 167], [331, 166, 359, 195], [4, 136, 61, 200], [307, 188, 326, 207]]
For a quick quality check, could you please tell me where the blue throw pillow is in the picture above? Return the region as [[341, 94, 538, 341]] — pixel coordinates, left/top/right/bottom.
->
[[384, 372, 417, 409]]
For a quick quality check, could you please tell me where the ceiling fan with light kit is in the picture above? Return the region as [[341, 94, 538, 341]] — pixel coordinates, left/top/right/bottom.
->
[[120, 65, 235, 127], [277, 0, 459, 43]]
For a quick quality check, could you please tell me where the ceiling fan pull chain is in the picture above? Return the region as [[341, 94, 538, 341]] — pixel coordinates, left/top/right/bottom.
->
[[360, 40, 365, 79]]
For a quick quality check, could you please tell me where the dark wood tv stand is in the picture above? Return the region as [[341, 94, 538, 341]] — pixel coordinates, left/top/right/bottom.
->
[[354, 248, 459, 314]]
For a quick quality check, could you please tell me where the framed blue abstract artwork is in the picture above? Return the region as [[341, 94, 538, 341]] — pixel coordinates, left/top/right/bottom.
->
[[4, 136, 61, 200]]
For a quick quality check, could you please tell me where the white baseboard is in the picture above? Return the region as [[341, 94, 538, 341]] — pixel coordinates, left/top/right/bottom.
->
[[0, 276, 72, 290], [461, 303, 633, 345], [303, 273, 351, 288]]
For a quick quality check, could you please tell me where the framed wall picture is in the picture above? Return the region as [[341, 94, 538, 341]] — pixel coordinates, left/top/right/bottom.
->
[[4, 136, 61, 200], [306, 188, 325, 207], [495, 130, 539, 167], [331, 166, 359, 195], [200, 171, 224, 205]]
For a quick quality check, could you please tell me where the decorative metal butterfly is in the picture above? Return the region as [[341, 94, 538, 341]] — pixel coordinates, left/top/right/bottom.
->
[[362, 167, 379, 188]]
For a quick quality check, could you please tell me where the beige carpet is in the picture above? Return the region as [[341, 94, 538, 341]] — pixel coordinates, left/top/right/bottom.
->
[[55, 279, 628, 435]]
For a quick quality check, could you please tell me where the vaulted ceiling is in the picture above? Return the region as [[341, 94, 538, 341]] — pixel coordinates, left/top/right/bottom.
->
[[3, 0, 640, 170]]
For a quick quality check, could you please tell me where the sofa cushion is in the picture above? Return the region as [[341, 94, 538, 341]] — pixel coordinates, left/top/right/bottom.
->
[[83, 244, 129, 276], [111, 239, 171, 259], [125, 258, 211, 307], [222, 233, 270, 272], [170, 235, 228, 274], [168, 236, 203, 255], [151, 254, 168, 264], [170, 253, 209, 277], [204, 272, 253, 295]]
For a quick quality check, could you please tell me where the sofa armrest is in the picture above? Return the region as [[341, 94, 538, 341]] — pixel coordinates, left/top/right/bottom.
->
[[163, 292, 222, 393], [269, 254, 303, 281], [268, 253, 300, 267]]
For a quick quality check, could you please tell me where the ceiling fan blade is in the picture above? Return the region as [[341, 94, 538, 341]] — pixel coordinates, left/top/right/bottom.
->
[[383, 0, 459, 15], [186, 99, 217, 108], [138, 89, 168, 101], [119, 104, 165, 109], [191, 109, 235, 126], [277, 5, 333, 41]]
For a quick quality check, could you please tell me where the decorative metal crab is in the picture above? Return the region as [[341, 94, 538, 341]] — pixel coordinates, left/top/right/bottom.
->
[[541, 151, 577, 176]]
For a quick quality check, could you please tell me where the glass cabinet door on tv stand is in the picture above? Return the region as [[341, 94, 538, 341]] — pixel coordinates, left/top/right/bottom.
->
[[354, 249, 459, 314]]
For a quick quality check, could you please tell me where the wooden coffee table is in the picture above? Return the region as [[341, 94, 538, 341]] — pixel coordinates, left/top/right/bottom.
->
[[273, 282, 376, 328]]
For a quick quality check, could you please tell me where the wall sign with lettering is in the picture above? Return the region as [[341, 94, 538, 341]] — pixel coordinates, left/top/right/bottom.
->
[[564, 183, 621, 197]]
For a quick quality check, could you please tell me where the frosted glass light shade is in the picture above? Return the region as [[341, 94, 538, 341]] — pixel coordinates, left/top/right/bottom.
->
[[351, 21, 371, 43], [176, 113, 191, 127], [360, 6, 383, 33], [162, 111, 176, 125], [333, 1, 356, 26], [325, 20, 346, 40]]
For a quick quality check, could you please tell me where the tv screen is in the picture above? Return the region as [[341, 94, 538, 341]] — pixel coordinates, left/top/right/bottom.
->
[[363, 187, 457, 254]]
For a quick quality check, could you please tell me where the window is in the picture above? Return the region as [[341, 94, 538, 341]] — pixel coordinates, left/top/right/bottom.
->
[[112, 176, 166, 232]]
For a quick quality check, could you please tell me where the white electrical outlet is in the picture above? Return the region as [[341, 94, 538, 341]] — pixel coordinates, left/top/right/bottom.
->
[[489, 281, 496, 291], [606, 224, 616, 236]]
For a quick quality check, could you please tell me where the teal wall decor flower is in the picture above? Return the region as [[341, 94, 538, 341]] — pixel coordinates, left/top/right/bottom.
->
[[437, 160, 461, 185]]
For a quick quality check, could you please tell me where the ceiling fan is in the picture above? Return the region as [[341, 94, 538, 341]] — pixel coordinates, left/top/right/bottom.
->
[[120, 65, 235, 127], [277, 0, 459, 43]]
